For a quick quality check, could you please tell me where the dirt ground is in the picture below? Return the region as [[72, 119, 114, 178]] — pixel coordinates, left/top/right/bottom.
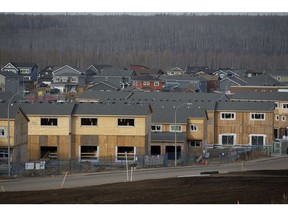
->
[[1, 170, 288, 204]]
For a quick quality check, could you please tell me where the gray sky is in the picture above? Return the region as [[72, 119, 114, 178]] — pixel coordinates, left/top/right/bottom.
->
[[2, 0, 287, 13]]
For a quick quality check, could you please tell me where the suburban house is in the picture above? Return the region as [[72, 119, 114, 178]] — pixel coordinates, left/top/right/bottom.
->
[[85, 65, 113, 85], [38, 65, 59, 86], [132, 74, 163, 92], [267, 69, 288, 85], [0, 71, 22, 93], [51, 65, 86, 93], [162, 75, 208, 92], [93, 66, 133, 89], [1, 62, 39, 83], [165, 67, 185, 76]]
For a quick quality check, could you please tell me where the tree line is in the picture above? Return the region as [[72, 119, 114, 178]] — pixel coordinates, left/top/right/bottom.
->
[[0, 13, 288, 71]]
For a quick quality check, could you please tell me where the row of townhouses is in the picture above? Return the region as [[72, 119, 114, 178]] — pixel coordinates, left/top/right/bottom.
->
[[1, 91, 288, 164]]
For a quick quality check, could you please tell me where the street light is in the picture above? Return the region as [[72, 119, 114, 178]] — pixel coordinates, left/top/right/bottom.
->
[[7, 90, 27, 176], [174, 102, 192, 166]]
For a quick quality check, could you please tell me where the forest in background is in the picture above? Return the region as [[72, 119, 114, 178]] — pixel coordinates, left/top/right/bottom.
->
[[0, 13, 288, 71]]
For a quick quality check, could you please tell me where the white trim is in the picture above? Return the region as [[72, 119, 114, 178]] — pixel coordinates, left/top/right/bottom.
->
[[170, 124, 182, 132], [219, 133, 236, 145], [249, 134, 266, 146], [281, 115, 286, 122], [220, 112, 236, 120], [250, 112, 265, 121]]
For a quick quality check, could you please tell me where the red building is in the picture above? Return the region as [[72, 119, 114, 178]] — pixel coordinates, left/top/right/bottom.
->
[[132, 74, 163, 92]]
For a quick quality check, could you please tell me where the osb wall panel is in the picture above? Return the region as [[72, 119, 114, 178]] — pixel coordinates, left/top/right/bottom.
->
[[187, 119, 204, 140], [72, 116, 147, 136], [28, 116, 70, 135]]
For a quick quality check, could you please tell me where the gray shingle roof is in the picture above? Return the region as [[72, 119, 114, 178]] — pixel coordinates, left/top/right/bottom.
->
[[73, 102, 152, 116], [21, 102, 75, 116], [151, 103, 208, 123], [230, 91, 288, 102], [0, 71, 19, 78], [215, 101, 275, 111], [151, 132, 186, 142], [0, 101, 21, 119]]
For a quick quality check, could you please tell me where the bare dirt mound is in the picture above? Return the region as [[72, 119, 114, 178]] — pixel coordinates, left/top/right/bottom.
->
[[1, 170, 288, 204]]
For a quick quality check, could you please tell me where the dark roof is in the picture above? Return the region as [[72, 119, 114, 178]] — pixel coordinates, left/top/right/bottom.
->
[[99, 67, 133, 77], [266, 69, 288, 76], [132, 74, 161, 81], [78, 91, 132, 101], [245, 74, 281, 86], [73, 102, 152, 116], [87, 81, 119, 91], [11, 62, 37, 68], [151, 132, 186, 142], [0, 101, 21, 119], [230, 91, 288, 102], [21, 102, 75, 115], [151, 104, 207, 123], [0, 71, 19, 78], [215, 101, 275, 111]]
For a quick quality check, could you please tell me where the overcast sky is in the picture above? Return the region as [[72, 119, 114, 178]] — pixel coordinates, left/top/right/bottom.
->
[[1, 0, 288, 13]]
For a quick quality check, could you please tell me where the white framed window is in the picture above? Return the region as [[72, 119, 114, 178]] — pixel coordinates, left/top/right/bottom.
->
[[143, 81, 147, 86], [282, 103, 288, 109], [250, 113, 265, 120], [281, 116, 286, 122], [115, 146, 136, 161], [219, 134, 236, 145], [190, 124, 198, 132], [154, 81, 159, 86], [81, 118, 98, 126], [170, 125, 182, 133], [151, 125, 162, 132], [146, 81, 150, 85], [40, 118, 58, 126], [249, 134, 266, 146], [220, 112, 236, 120], [275, 115, 279, 121], [0, 128, 7, 138], [277, 76, 281, 81], [118, 118, 135, 127]]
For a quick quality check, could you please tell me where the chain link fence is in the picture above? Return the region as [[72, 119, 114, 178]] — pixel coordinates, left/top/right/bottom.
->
[[0, 145, 270, 177]]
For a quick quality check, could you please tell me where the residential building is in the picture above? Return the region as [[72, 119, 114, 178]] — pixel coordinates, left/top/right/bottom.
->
[[132, 74, 163, 92], [0, 71, 22, 93], [20, 102, 152, 162], [1, 62, 38, 83], [51, 65, 85, 93], [72, 102, 152, 162]]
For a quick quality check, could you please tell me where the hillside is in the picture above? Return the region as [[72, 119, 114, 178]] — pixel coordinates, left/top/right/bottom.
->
[[0, 13, 288, 70]]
